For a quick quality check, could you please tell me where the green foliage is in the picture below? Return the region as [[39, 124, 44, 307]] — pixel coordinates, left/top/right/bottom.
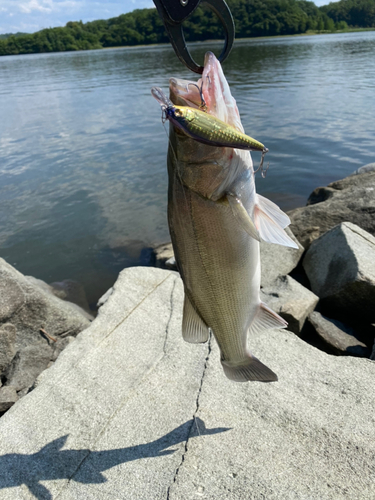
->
[[321, 0, 375, 28], [0, 32, 28, 39], [0, 0, 374, 57]]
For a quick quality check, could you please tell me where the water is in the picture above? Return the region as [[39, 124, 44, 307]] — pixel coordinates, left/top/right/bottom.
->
[[0, 32, 374, 306]]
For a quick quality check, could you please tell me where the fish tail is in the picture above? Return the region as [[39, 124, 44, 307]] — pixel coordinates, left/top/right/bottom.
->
[[221, 355, 278, 383]]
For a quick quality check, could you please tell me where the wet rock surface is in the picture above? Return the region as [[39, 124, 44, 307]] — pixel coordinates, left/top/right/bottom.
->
[[288, 170, 375, 249]]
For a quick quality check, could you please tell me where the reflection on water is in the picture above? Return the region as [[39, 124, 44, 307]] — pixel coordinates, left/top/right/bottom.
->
[[0, 32, 374, 304]]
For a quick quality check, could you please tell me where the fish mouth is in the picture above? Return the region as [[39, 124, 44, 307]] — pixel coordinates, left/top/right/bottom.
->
[[169, 51, 242, 132], [168, 77, 203, 109], [169, 51, 218, 110]]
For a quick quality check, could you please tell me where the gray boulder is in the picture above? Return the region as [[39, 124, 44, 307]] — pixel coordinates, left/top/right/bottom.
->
[[0, 267, 374, 499], [303, 222, 375, 323], [288, 170, 375, 248], [261, 275, 319, 334], [0, 386, 18, 413], [0, 258, 91, 400], [308, 311, 370, 357], [0, 324, 16, 373], [26, 276, 93, 320], [260, 228, 304, 286]]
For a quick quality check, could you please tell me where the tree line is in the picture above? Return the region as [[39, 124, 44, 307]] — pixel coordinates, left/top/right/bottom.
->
[[0, 0, 373, 57]]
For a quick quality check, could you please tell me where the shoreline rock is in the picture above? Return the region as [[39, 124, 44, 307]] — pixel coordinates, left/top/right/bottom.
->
[[0, 258, 92, 415], [288, 166, 375, 249]]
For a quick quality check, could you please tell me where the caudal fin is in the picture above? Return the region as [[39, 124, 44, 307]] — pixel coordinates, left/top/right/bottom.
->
[[221, 355, 278, 383]]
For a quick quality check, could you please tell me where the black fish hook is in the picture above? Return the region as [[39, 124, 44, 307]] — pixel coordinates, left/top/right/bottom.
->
[[153, 0, 235, 74]]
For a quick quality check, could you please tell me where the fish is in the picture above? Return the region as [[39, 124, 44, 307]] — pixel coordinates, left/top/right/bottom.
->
[[151, 86, 268, 153], [163, 51, 298, 382]]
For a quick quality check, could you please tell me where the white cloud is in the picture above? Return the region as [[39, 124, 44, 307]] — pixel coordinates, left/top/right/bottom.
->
[[0, 0, 154, 33], [19, 0, 53, 14]]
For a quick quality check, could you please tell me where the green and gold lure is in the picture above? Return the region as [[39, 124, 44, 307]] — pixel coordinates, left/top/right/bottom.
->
[[151, 87, 268, 156]]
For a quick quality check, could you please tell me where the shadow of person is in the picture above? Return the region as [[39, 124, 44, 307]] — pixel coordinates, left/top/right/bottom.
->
[[0, 417, 230, 499]]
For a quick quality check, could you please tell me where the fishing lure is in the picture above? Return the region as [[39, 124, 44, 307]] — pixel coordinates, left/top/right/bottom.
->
[[151, 86, 268, 156]]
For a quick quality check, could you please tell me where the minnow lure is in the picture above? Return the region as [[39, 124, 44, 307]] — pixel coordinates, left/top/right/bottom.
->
[[151, 87, 268, 156]]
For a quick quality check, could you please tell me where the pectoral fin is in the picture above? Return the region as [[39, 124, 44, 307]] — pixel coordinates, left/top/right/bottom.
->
[[257, 194, 291, 228], [254, 195, 298, 248], [227, 194, 260, 241], [182, 294, 209, 343]]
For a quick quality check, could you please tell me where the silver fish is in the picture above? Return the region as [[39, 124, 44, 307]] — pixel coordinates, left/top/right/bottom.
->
[[165, 52, 298, 382]]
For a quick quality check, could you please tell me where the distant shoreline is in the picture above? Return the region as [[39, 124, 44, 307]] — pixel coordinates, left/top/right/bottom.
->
[[83, 28, 375, 51], [1, 28, 375, 57]]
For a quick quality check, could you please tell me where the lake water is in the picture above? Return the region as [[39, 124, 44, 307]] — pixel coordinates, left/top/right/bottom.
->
[[1, 31, 374, 307]]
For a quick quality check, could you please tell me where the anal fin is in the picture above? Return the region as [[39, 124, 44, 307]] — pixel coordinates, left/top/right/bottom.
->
[[182, 294, 209, 343], [249, 302, 288, 336]]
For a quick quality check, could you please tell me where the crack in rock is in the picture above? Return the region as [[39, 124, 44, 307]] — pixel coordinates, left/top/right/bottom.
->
[[166, 332, 212, 500], [163, 277, 177, 355]]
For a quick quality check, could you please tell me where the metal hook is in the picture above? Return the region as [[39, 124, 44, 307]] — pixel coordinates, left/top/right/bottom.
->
[[153, 0, 235, 74], [187, 82, 207, 110]]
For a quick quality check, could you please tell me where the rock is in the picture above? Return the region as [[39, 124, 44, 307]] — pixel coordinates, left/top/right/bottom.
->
[[0, 267, 374, 499], [260, 228, 304, 286], [51, 336, 75, 362], [49, 279, 91, 314], [26, 276, 94, 320], [152, 242, 177, 270], [288, 170, 375, 248], [0, 386, 18, 413], [165, 256, 177, 271], [0, 258, 91, 397], [371, 341, 375, 360], [308, 312, 370, 357], [350, 162, 375, 176], [97, 287, 113, 308], [261, 275, 319, 334], [5, 344, 54, 392], [303, 222, 375, 323], [0, 324, 16, 374]]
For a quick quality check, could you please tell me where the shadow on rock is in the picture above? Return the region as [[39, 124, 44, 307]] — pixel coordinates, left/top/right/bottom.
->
[[0, 417, 230, 499]]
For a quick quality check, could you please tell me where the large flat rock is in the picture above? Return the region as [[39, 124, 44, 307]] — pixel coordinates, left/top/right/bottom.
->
[[0, 267, 374, 499]]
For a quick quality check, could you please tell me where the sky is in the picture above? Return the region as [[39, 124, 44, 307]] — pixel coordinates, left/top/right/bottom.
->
[[0, 0, 331, 35]]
